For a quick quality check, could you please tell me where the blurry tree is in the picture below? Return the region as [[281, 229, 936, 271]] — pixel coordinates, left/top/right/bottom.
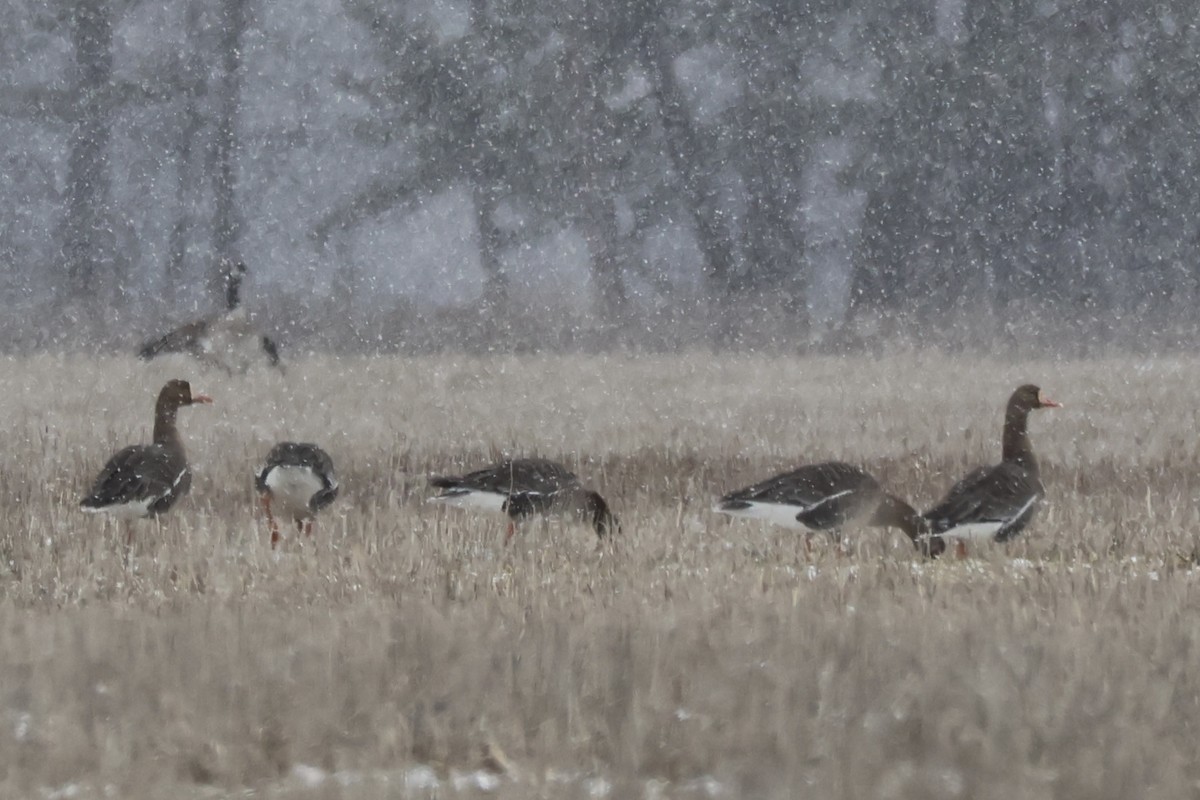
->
[[0, 0, 236, 321], [165, 1, 209, 305], [209, 0, 248, 300], [639, 0, 867, 342], [312, 0, 512, 314], [61, 0, 117, 306], [316, 0, 670, 335], [857, 3, 966, 324], [1, 0, 1198, 351], [642, 5, 739, 321]]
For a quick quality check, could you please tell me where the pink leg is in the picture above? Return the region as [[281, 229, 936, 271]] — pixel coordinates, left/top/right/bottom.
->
[[504, 520, 516, 545], [955, 540, 968, 560], [260, 494, 280, 549]]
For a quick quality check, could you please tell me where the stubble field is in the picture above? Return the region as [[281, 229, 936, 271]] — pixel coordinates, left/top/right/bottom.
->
[[1, 351, 1200, 799]]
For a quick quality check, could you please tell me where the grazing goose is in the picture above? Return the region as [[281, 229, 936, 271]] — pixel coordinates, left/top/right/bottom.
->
[[139, 259, 282, 373], [923, 384, 1060, 558], [255, 442, 339, 548], [80, 379, 213, 544], [714, 461, 927, 551], [429, 458, 619, 543]]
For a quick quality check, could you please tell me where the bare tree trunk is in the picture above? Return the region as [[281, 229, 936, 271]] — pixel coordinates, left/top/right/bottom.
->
[[473, 180, 509, 311], [582, 194, 628, 331], [210, 0, 246, 300], [642, 20, 738, 345], [564, 27, 629, 334], [166, 2, 208, 308], [326, 233, 359, 350], [61, 0, 115, 309]]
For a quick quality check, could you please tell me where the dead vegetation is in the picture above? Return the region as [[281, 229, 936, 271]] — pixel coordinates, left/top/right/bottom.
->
[[0, 351, 1199, 798]]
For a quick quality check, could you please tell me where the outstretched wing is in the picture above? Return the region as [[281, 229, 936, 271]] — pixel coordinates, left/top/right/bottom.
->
[[138, 320, 209, 360]]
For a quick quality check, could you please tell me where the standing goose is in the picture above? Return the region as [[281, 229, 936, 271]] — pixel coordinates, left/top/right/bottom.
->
[[428, 458, 619, 543], [713, 461, 927, 551], [80, 379, 213, 544], [139, 259, 282, 373], [255, 442, 339, 549], [922, 384, 1060, 558]]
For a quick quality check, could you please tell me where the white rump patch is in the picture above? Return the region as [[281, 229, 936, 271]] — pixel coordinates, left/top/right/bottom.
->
[[429, 489, 508, 513], [937, 495, 1038, 542], [264, 465, 324, 517], [934, 521, 1005, 541], [713, 500, 815, 531], [81, 497, 155, 520]]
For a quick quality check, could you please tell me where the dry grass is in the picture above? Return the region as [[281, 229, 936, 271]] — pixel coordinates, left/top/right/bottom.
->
[[1, 351, 1200, 798]]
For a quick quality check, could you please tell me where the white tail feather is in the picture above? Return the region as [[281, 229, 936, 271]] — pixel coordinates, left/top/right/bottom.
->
[[430, 490, 508, 513], [713, 500, 815, 531]]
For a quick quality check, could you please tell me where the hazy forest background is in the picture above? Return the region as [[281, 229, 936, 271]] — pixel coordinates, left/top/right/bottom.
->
[[2, 0, 1196, 354]]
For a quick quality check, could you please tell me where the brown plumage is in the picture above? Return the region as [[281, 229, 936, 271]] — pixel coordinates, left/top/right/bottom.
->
[[429, 458, 619, 543], [714, 461, 927, 551], [923, 384, 1061, 558], [139, 260, 281, 373], [255, 442, 339, 549], [80, 379, 213, 544]]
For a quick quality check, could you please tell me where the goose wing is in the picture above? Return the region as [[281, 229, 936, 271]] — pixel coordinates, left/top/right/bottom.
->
[[924, 462, 1043, 541], [717, 461, 880, 528], [257, 443, 338, 510], [81, 444, 189, 514], [431, 458, 580, 496], [138, 320, 210, 359]]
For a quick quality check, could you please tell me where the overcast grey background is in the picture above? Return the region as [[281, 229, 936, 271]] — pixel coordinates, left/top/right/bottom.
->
[[2, 0, 1195, 353]]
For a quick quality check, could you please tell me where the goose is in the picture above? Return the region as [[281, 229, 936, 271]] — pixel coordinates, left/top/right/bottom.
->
[[713, 461, 926, 552], [255, 442, 339, 549], [922, 384, 1060, 558], [428, 458, 619, 543], [80, 379, 213, 545], [139, 259, 282, 373]]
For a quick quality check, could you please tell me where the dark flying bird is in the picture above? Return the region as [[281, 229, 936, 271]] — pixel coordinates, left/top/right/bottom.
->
[[139, 259, 282, 373]]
